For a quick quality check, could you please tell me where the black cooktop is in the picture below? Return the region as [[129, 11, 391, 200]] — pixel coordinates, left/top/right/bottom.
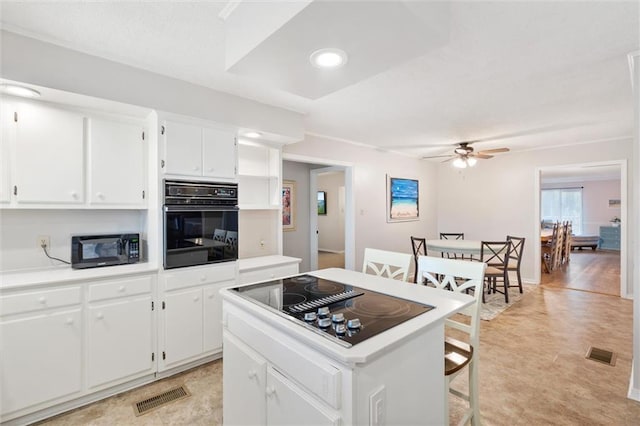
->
[[231, 274, 435, 347]]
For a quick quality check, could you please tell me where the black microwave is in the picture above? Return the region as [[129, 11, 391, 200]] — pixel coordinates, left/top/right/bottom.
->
[[71, 233, 141, 269]]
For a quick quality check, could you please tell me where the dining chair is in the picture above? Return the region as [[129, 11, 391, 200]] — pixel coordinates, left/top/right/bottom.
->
[[410, 236, 427, 283], [561, 221, 572, 265], [362, 248, 412, 282], [541, 222, 558, 273], [417, 255, 486, 426], [480, 241, 511, 303], [224, 231, 238, 259], [440, 233, 471, 260], [505, 236, 525, 293]]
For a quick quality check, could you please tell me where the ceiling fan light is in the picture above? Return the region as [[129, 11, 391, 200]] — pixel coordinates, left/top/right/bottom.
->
[[467, 157, 477, 166], [452, 157, 467, 168]]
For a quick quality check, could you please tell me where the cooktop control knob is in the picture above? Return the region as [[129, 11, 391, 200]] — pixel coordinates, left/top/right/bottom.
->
[[318, 317, 332, 328], [335, 323, 347, 335], [331, 313, 345, 323], [317, 307, 330, 317], [347, 318, 361, 329], [304, 312, 317, 322]]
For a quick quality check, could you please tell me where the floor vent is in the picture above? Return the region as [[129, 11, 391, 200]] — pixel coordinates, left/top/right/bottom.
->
[[133, 385, 191, 416], [585, 346, 617, 366]]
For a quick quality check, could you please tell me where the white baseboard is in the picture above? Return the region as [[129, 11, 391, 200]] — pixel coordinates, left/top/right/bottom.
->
[[629, 363, 640, 402], [318, 249, 345, 254]]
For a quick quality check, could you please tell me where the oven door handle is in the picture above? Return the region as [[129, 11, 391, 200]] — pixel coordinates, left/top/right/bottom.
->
[[164, 205, 239, 213]]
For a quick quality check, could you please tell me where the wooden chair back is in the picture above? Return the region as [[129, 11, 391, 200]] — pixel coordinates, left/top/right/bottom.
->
[[410, 236, 427, 283]]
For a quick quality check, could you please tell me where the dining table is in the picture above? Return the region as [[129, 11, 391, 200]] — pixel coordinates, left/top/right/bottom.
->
[[540, 229, 553, 244], [426, 239, 483, 257]]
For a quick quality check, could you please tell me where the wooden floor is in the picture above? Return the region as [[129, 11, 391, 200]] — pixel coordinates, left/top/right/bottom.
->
[[541, 249, 621, 296], [318, 251, 345, 269]]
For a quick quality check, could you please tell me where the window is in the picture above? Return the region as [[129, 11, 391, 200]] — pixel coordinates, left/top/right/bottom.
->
[[541, 188, 582, 235]]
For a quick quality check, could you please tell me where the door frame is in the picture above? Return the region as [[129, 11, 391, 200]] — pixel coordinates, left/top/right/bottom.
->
[[533, 159, 628, 298], [282, 153, 355, 271]]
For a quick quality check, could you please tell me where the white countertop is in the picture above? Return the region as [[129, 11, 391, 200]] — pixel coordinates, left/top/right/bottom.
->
[[221, 267, 473, 365], [238, 255, 301, 272], [1, 262, 159, 291]]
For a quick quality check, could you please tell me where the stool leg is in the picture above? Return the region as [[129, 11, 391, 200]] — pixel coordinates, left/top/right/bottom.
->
[[470, 358, 481, 426]]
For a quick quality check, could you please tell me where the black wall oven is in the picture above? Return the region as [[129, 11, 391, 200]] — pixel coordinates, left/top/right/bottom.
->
[[163, 180, 239, 269]]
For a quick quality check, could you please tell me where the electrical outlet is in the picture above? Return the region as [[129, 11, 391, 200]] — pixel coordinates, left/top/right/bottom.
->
[[37, 235, 50, 249], [260, 239, 265, 249]]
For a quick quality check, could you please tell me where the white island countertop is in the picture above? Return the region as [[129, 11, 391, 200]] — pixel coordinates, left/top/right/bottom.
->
[[221, 267, 473, 365]]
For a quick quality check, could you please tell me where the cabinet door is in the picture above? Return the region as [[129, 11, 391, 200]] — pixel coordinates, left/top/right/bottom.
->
[[222, 333, 267, 426], [163, 120, 202, 176], [203, 281, 232, 353], [89, 118, 145, 206], [202, 127, 236, 179], [14, 102, 85, 203], [0, 309, 82, 415], [162, 288, 203, 368], [87, 295, 153, 389], [266, 367, 340, 426], [0, 102, 11, 203]]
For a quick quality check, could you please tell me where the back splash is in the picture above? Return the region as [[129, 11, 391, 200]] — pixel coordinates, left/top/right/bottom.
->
[[0, 209, 145, 272]]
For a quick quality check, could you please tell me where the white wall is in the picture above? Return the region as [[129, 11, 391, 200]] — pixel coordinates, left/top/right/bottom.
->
[[284, 134, 438, 275], [437, 138, 633, 292], [282, 161, 316, 272], [542, 179, 622, 235], [317, 172, 345, 252]]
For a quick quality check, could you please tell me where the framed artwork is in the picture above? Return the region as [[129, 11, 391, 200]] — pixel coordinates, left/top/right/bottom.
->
[[282, 180, 296, 231], [608, 199, 621, 208], [386, 175, 419, 222], [317, 191, 327, 215]]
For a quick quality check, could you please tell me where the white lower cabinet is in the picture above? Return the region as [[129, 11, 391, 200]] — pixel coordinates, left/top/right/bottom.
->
[[159, 262, 236, 371], [0, 288, 82, 417], [163, 287, 204, 366], [223, 332, 339, 426], [86, 275, 155, 390]]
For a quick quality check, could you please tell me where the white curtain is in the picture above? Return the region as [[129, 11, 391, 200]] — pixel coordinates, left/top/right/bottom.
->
[[541, 188, 583, 235]]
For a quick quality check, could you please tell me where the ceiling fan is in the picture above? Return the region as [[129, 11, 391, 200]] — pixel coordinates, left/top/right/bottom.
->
[[422, 142, 509, 168]]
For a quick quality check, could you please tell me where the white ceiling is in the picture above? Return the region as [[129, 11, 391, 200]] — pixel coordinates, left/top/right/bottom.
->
[[1, 1, 638, 161]]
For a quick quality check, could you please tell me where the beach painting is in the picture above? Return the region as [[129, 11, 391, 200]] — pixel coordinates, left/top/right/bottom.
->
[[387, 176, 419, 222]]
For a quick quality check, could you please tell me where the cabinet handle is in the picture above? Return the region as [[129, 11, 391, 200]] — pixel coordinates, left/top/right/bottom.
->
[[118, 286, 126, 292], [247, 370, 257, 379], [193, 296, 200, 302], [70, 191, 78, 199], [200, 276, 207, 282], [270, 274, 275, 278], [96, 313, 104, 320], [66, 318, 74, 325], [266, 386, 276, 397], [96, 192, 105, 200], [38, 296, 47, 304], [193, 166, 199, 171], [207, 167, 214, 172], [208, 293, 215, 299]]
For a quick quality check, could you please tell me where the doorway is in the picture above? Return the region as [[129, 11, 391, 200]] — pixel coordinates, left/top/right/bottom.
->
[[282, 154, 355, 272], [534, 160, 627, 297]]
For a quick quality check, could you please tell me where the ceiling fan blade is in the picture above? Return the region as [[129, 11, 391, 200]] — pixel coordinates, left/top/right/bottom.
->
[[473, 153, 494, 159], [441, 157, 455, 163], [476, 147, 510, 154], [422, 154, 455, 159]]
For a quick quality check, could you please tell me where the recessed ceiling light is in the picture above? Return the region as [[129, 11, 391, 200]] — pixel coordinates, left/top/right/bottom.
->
[[0, 84, 41, 98], [310, 48, 348, 69], [243, 131, 262, 138]]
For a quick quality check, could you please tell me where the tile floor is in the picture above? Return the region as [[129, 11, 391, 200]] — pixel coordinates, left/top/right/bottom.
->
[[37, 252, 639, 425]]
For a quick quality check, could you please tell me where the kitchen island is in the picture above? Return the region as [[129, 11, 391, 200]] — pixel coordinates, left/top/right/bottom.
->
[[221, 267, 474, 425]]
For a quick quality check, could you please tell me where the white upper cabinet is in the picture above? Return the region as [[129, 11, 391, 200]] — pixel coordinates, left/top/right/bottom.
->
[[89, 117, 146, 206], [14, 101, 85, 204], [0, 100, 12, 203], [162, 120, 203, 176], [162, 119, 237, 180], [202, 126, 237, 179]]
